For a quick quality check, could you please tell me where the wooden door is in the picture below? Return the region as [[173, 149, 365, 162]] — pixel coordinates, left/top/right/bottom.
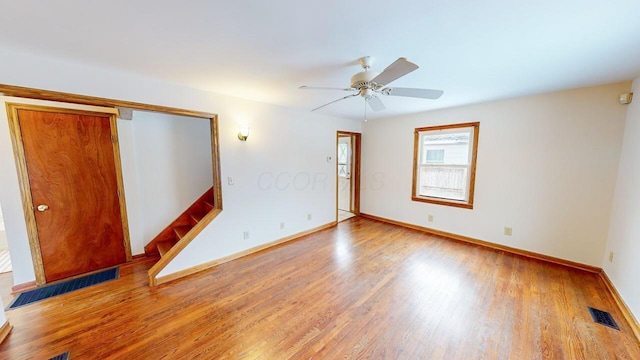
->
[[16, 108, 128, 282]]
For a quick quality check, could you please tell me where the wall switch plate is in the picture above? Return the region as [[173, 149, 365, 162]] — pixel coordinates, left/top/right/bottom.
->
[[609, 251, 614, 263], [243, 231, 249, 240], [280, 222, 285, 229], [228, 176, 234, 185], [307, 213, 312, 221], [504, 227, 512, 236], [428, 214, 434, 222]]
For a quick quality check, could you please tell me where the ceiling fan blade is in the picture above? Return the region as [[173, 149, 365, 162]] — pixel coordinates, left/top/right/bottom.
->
[[312, 93, 359, 111], [367, 95, 386, 112], [371, 57, 419, 86], [382, 87, 444, 99], [299, 85, 355, 92]]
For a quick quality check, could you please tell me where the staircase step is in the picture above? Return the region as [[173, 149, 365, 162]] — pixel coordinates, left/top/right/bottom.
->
[[157, 240, 175, 257], [190, 211, 206, 225], [204, 201, 214, 211], [174, 225, 192, 239]]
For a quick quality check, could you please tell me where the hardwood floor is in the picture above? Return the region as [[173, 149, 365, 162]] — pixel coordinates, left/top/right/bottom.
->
[[0, 217, 638, 359]]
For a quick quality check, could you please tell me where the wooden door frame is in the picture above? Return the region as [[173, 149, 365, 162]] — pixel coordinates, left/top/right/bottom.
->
[[336, 131, 361, 219], [0, 84, 222, 209], [0, 84, 223, 288], [6, 103, 132, 285]]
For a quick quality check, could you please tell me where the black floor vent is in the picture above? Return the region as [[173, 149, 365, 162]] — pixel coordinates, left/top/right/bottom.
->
[[588, 306, 620, 330], [48, 351, 69, 360]]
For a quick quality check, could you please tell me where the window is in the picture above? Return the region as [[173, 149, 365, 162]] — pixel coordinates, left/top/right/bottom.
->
[[412, 122, 479, 209], [337, 143, 349, 178], [425, 149, 445, 163]]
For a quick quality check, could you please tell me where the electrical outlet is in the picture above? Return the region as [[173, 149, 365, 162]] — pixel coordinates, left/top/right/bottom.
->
[[428, 214, 434, 222], [243, 231, 249, 240], [504, 227, 512, 236], [228, 176, 234, 185], [307, 213, 312, 221], [609, 251, 614, 263], [280, 222, 285, 229]]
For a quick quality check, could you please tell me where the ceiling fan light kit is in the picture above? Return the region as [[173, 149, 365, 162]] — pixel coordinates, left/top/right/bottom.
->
[[300, 56, 443, 119]]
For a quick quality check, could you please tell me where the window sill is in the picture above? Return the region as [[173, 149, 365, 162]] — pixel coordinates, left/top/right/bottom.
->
[[411, 195, 474, 209]]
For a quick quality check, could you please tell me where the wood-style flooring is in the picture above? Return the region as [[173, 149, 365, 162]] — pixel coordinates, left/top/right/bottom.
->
[[0, 217, 638, 359]]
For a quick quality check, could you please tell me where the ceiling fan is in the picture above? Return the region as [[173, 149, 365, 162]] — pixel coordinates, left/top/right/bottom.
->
[[299, 56, 443, 117]]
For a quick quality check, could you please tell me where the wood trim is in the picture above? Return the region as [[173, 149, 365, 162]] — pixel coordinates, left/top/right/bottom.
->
[[411, 122, 480, 210], [414, 121, 481, 133], [599, 270, 640, 344], [335, 134, 339, 221], [5, 104, 47, 285], [1, 85, 225, 289], [1, 87, 221, 212], [360, 213, 601, 274], [0, 322, 12, 345], [337, 131, 361, 216], [468, 122, 480, 207], [109, 115, 132, 261], [211, 115, 223, 210], [124, 253, 158, 267], [143, 187, 215, 255], [412, 127, 420, 208], [155, 221, 337, 286], [352, 133, 361, 215], [131, 253, 152, 261], [148, 208, 223, 286], [11, 281, 36, 294], [410, 196, 474, 209], [0, 84, 215, 119]]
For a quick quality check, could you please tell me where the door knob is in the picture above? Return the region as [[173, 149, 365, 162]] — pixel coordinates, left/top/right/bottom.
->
[[37, 204, 49, 212]]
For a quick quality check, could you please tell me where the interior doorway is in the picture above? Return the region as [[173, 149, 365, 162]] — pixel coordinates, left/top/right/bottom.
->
[[336, 131, 361, 222]]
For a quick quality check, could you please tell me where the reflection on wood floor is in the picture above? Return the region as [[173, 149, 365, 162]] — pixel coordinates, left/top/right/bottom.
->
[[0, 250, 11, 274], [338, 209, 355, 222], [0, 217, 638, 359]]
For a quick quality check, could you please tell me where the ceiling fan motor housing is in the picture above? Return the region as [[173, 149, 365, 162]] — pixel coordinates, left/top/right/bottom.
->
[[351, 71, 380, 97]]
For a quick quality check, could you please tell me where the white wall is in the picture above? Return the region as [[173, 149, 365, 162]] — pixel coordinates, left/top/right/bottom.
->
[[361, 82, 630, 266], [115, 111, 213, 255], [0, 99, 38, 283], [0, 47, 361, 284], [603, 77, 640, 320], [129, 111, 213, 247], [0, 204, 7, 250], [159, 99, 362, 276]]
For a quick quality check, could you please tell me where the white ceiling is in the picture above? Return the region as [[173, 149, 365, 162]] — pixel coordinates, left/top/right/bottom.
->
[[1, 1, 639, 120]]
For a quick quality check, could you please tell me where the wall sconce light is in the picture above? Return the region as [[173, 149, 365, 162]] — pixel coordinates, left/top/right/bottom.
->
[[237, 126, 250, 141], [620, 92, 634, 105]]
